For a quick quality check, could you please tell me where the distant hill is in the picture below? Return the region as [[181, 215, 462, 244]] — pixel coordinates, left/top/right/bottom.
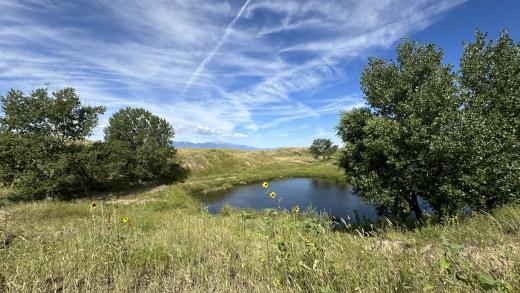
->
[[174, 141, 261, 150], [176, 147, 330, 177]]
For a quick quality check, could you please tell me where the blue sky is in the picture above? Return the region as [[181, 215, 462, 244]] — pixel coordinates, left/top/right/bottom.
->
[[1, 0, 519, 148]]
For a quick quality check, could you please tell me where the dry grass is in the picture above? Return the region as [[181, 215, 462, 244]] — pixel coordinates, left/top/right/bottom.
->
[[1, 148, 519, 292], [174, 148, 344, 197], [2, 200, 519, 292], [177, 148, 321, 176]]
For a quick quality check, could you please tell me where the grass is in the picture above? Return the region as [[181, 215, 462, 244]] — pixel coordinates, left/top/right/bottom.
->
[[0, 188, 13, 207], [1, 148, 519, 292], [177, 148, 344, 194]]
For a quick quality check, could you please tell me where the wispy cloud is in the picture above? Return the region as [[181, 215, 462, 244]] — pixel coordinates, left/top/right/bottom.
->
[[0, 0, 466, 147], [183, 0, 251, 94]]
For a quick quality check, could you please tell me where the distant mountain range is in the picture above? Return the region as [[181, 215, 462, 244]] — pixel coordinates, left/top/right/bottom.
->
[[174, 141, 261, 150]]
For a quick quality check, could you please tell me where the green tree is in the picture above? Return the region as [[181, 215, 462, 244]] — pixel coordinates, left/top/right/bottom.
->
[[0, 88, 105, 198], [458, 31, 520, 209], [336, 39, 460, 222], [67, 142, 111, 193], [104, 107, 176, 182], [309, 138, 338, 160]]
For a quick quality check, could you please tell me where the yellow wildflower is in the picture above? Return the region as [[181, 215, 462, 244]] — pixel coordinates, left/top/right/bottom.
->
[[292, 205, 300, 214], [122, 216, 129, 223], [270, 191, 276, 199], [272, 277, 281, 288], [262, 181, 269, 188], [90, 202, 97, 209]]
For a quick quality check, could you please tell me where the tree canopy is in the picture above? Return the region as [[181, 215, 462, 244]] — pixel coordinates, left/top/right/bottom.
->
[[0, 88, 105, 198], [457, 31, 520, 209], [337, 31, 520, 222], [309, 138, 338, 160], [0, 90, 180, 199], [104, 107, 176, 182]]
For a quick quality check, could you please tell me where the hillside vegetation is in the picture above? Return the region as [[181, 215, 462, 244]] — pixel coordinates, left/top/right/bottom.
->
[[177, 148, 344, 195], [1, 148, 519, 292]]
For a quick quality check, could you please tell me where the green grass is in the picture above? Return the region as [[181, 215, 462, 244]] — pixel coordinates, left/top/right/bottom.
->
[[1, 148, 519, 292], [0, 188, 13, 207], [176, 148, 344, 196], [0, 188, 11, 199]]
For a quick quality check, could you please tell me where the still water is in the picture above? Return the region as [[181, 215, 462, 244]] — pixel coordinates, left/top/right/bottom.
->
[[198, 178, 379, 221]]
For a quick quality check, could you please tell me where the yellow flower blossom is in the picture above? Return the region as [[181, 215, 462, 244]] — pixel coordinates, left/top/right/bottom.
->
[[262, 181, 269, 188], [122, 216, 129, 223], [90, 202, 97, 209], [270, 191, 276, 199], [272, 277, 281, 288], [292, 205, 300, 214]]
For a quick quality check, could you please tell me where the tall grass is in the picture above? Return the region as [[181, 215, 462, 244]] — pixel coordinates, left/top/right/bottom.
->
[[1, 148, 519, 291], [2, 199, 519, 292]]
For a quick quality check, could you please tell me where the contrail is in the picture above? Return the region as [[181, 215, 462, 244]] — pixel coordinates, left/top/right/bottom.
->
[[182, 0, 251, 94]]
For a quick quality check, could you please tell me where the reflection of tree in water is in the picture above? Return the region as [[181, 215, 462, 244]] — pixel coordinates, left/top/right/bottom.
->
[[311, 178, 349, 191], [195, 188, 231, 204]]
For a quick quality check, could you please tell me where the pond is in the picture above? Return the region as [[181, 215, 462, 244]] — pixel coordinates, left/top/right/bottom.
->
[[198, 178, 379, 222]]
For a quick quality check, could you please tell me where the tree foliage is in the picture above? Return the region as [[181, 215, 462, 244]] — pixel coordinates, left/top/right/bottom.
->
[[0, 88, 105, 198], [458, 31, 520, 209], [0, 88, 183, 199], [67, 142, 112, 192], [309, 138, 338, 160], [337, 31, 520, 221], [104, 107, 176, 182]]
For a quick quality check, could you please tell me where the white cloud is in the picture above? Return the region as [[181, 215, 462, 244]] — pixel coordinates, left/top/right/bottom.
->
[[176, 125, 247, 140], [0, 0, 466, 145], [183, 0, 251, 94]]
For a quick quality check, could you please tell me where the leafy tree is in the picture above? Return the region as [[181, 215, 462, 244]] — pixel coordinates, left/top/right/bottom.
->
[[457, 31, 520, 209], [67, 142, 111, 193], [309, 138, 338, 160], [104, 107, 176, 182], [0, 88, 105, 198], [337, 32, 520, 222], [336, 39, 460, 222]]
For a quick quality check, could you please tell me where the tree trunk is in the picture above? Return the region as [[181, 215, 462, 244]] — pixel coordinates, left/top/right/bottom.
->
[[80, 177, 90, 197], [409, 191, 424, 225]]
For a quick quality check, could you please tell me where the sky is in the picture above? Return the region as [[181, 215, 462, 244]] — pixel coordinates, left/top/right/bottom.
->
[[1, 0, 519, 148]]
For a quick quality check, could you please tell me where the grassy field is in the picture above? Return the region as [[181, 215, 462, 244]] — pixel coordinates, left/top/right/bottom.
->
[[176, 147, 344, 196], [1, 148, 519, 292]]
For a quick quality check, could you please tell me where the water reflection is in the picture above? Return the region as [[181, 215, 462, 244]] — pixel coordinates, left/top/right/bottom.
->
[[197, 178, 378, 222]]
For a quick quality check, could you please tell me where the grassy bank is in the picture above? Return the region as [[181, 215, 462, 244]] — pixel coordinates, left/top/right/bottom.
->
[[1, 148, 519, 292], [177, 147, 344, 195]]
